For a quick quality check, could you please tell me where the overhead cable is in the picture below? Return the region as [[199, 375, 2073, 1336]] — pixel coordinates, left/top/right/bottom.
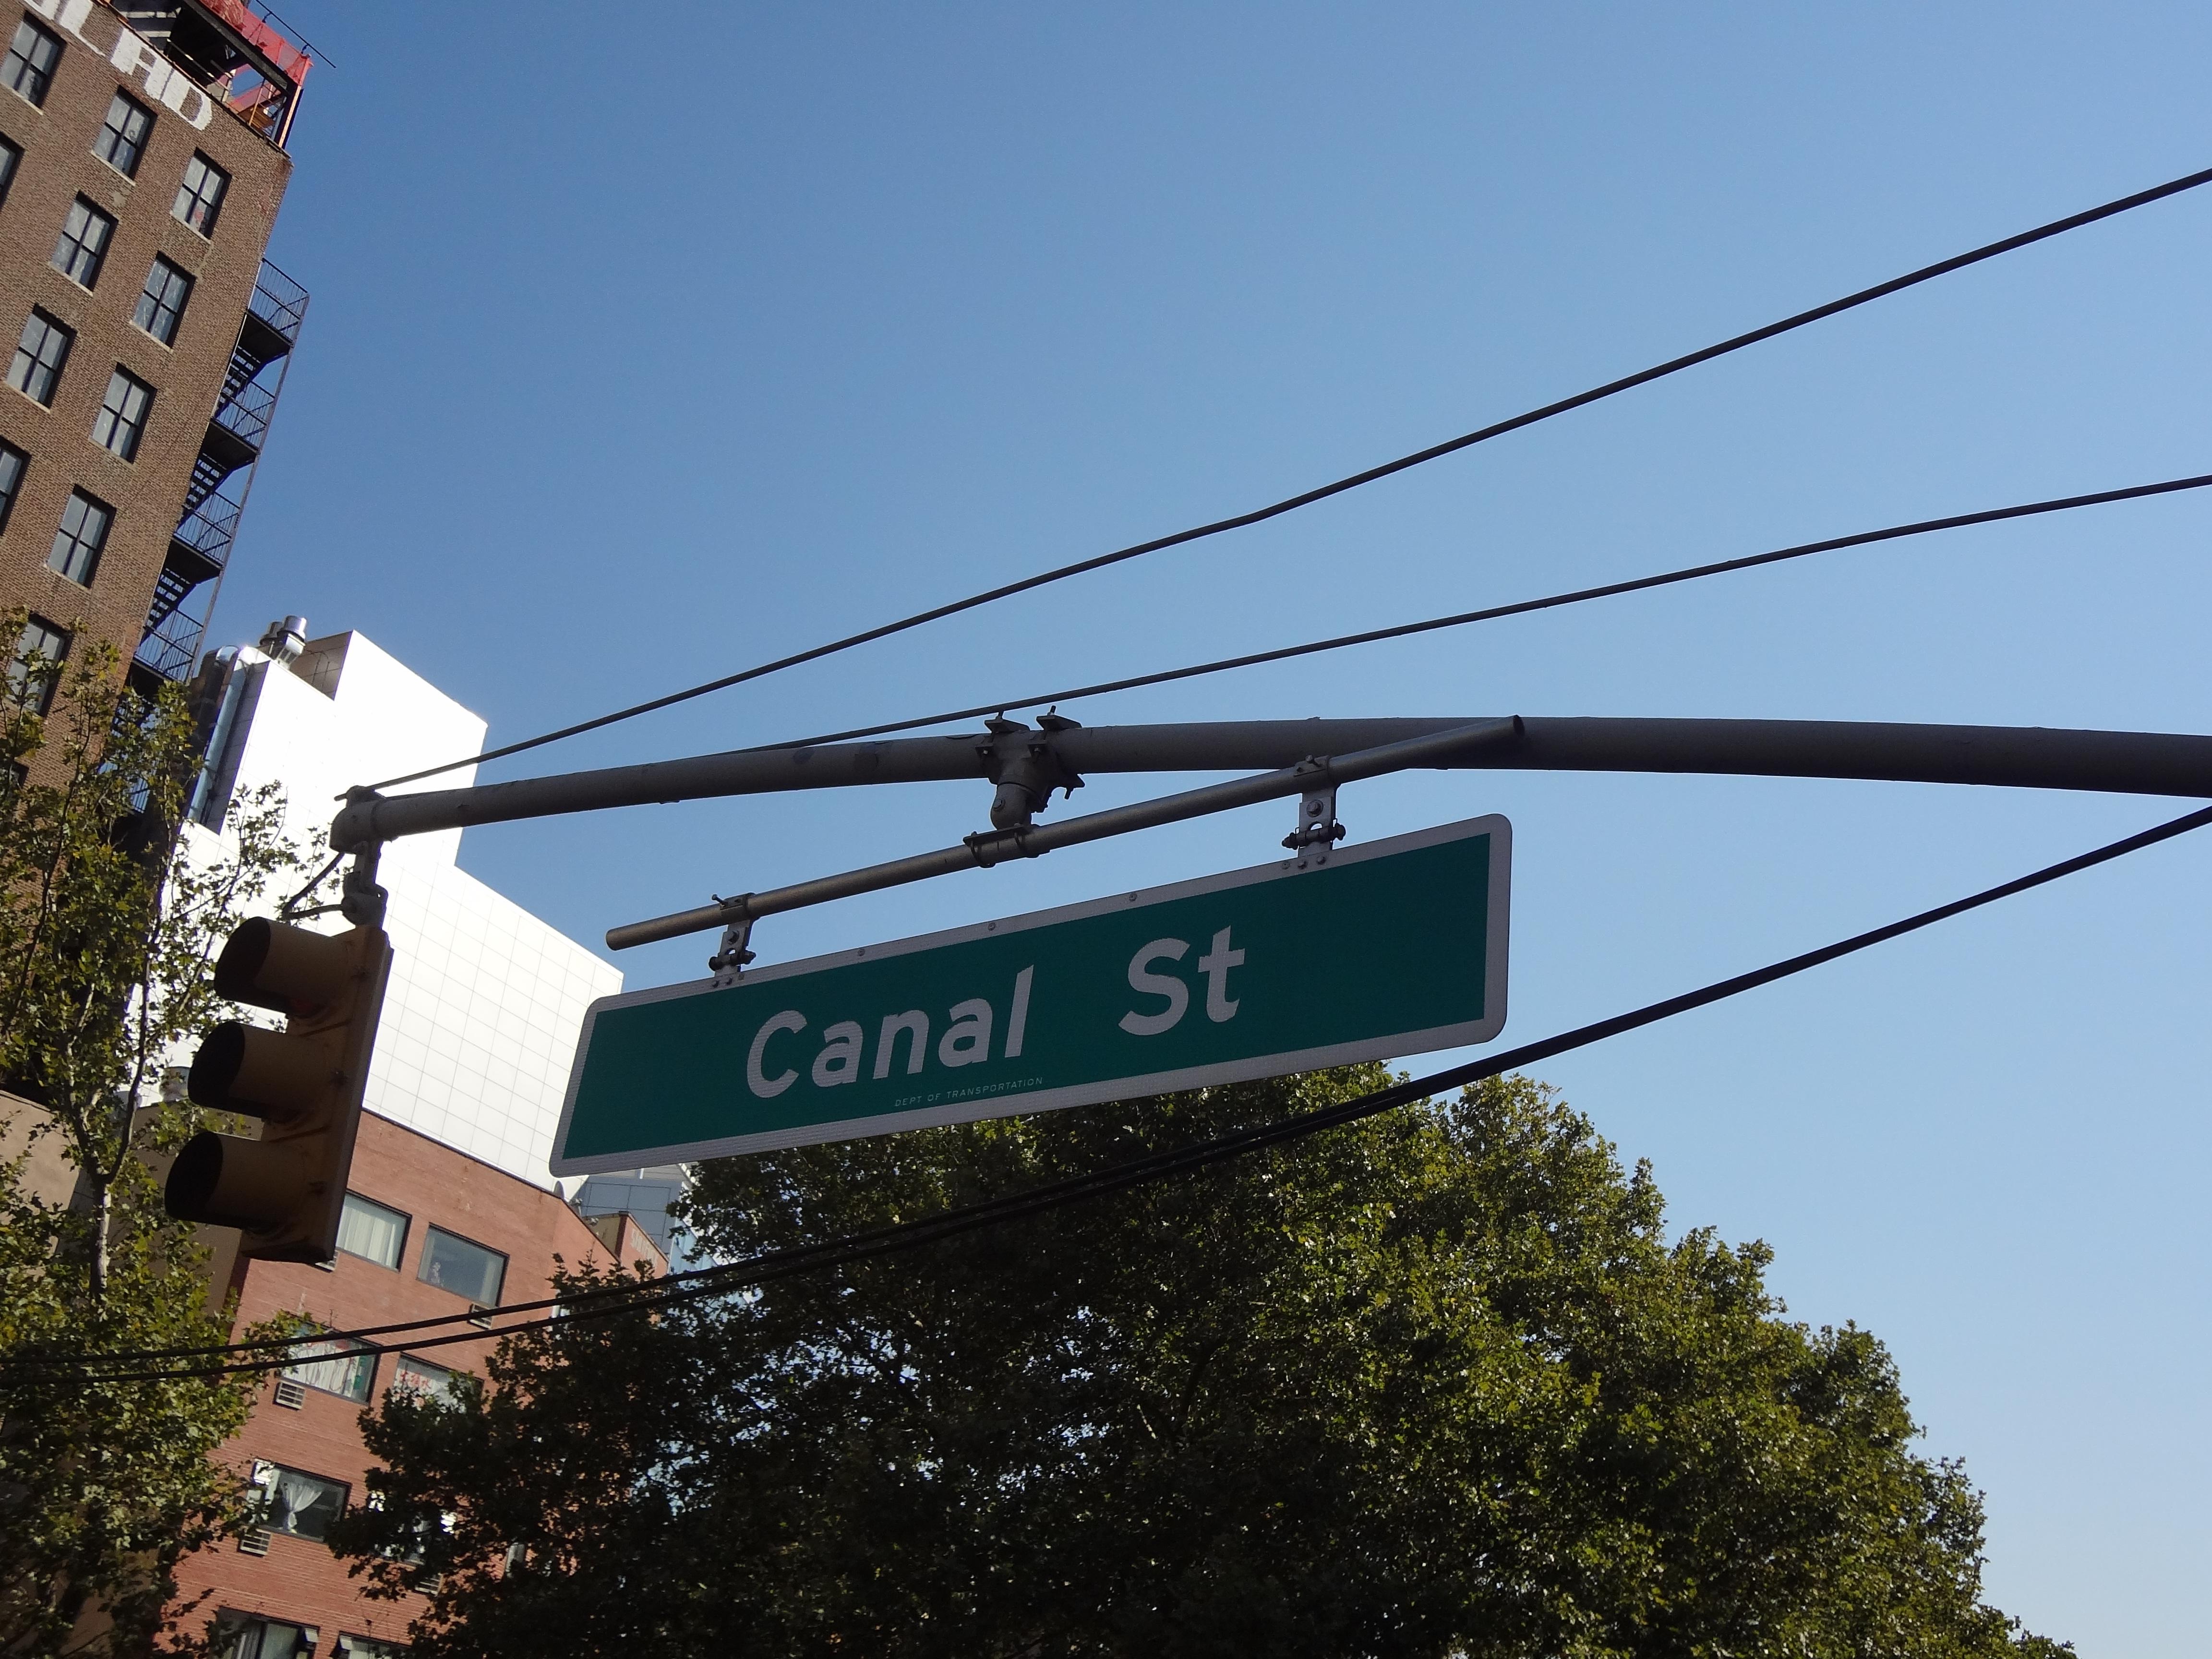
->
[[757, 470, 2212, 752], [18, 797, 2210, 1387], [361, 162, 2212, 794]]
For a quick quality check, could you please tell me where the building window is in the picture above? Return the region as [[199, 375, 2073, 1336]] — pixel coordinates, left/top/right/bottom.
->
[[173, 151, 228, 237], [94, 89, 153, 177], [91, 367, 152, 461], [6, 614, 67, 714], [51, 196, 116, 289], [3, 17, 60, 108], [335, 1637, 403, 1659], [390, 1352, 473, 1407], [249, 1462, 348, 1542], [47, 489, 110, 586], [217, 1616, 319, 1659], [336, 1191, 409, 1268], [282, 1334, 375, 1403], [8, 309, 72, 405], [419, 1226, 505, 1304], [133, 255, 192, 345], [0, 134, 20, 209], [0, 440, 23, 533]]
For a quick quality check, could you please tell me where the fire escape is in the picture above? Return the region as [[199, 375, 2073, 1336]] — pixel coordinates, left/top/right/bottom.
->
[[129, 259, 308, 697]]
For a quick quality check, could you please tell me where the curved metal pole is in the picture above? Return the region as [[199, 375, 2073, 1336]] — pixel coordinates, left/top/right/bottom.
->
[[330, 716, 2212, 851]]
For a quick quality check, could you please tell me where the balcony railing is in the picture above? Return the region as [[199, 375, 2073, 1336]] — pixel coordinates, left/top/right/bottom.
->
[[132, 604, 206, 685], [172, 492, 243, 569], [249, 259, 309, 345], [213, 377, 278, 451]]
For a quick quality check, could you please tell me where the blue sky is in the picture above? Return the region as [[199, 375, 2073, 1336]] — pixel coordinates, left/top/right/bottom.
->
[[219, 4, 2211, 1647]]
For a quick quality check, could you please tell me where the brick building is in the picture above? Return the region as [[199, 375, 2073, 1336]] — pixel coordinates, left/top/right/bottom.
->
[[0, 0, 309, 717], [169, 1110, 667, 1659], [155, 617, 661, 1656]]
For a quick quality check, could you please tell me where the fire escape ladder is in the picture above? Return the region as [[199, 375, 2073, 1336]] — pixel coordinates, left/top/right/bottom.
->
[[182, 445, 243, 517], [132, 258, 309, 695], [144, 563, 198, 631]]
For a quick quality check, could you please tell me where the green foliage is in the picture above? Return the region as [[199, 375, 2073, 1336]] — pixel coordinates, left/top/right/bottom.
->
[[0, 612, 324, 1657], [338, 1067, 2068, 1656]]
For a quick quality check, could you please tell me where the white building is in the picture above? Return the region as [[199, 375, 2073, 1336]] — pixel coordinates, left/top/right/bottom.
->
[[184, 620, 621, 1188]]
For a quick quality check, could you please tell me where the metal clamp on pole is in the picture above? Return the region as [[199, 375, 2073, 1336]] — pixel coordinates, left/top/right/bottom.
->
[[707, 904, 756, 987], [1281, 762, 1344, 869], [981, 713, 1085, 829], [962, 827, 1035, 867], [332, 787, 391, 929], [339, 842, 387, 929]]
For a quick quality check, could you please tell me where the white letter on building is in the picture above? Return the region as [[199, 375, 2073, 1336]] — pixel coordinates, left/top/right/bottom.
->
[[108, 30, 212, 127], [938, 998, 993, 1068], [812, 1020, 864, 1087], [110, 32, 165, 79], [746, 1010, 806, 1098], [1118, 938, 1190, 1037], [874, 1010, 929, 1078], [1197, 927, 1244, 1023], [38, 0, 96, 39]]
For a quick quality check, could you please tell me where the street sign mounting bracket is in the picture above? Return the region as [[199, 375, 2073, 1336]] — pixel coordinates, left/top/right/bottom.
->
[[1282, 760, 1346, 869], [980, 716, 1086, 830], [708, 907, 757, 986]]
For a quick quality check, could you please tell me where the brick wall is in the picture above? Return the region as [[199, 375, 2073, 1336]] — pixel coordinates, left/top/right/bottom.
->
[[167, 1111, 668, 1651], [0, 0, 291, 673]]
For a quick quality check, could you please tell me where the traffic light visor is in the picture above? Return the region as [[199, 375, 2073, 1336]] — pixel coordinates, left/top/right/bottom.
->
[[214, 918, 357, 1016]]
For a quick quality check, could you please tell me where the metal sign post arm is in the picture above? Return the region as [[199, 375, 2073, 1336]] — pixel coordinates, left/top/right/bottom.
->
[[602, 719, 1524, 951], [330, 717, 2212, 853]]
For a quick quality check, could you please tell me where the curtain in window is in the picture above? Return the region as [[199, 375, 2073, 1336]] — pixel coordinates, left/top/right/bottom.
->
[[283, 1339, 374, 1401], [265, 1468, 344, 1539], [336, 1194, 406, 1267]]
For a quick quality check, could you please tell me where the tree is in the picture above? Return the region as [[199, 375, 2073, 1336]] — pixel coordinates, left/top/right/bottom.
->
[[337, 1064, 2069, 1656], [0, 613, 323, 1657]]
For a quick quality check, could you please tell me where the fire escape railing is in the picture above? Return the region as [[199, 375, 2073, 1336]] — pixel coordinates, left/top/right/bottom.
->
[[130, 259, 308, 694]]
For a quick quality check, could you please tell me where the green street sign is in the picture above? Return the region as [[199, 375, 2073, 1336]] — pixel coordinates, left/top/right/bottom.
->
[[551, 815, 1510, 1173]]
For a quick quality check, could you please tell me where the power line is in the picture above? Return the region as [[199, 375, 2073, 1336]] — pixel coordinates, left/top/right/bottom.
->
[[19, 797, 2209, 1387], [361, 162, 2212, 795], [756, 470, 2212, 753]]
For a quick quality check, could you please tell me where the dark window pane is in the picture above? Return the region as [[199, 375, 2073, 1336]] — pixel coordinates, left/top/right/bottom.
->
[[3, 18, 60, 108], [7, 614, 67, 714], [336, 1191, 408, 1268], [418, 1226, 505, 1304], [0, 136, 20, 209], [252, 1463, 347, 1541], [9, 310, 73, 405], [91, 368, 152, 461], [94, 91, 153, 177], [52, 197, 115, 289], [173, 152, 228, 237], [0, 442, 23, 534], [47, 490, 110, 586], [133, 256, 193, 345]]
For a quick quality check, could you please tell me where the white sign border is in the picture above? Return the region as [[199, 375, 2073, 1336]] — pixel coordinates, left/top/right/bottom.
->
[[551, 814, 1510, 1175]]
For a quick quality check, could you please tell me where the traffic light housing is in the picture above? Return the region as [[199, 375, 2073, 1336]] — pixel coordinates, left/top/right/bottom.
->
[[165, 918, 393, 1263]]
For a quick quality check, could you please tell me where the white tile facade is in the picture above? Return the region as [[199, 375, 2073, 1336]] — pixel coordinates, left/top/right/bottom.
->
[[185, 629, 621, 1186]]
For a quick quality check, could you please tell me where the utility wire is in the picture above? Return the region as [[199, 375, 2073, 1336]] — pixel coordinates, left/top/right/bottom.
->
[[757, 470, 2212, 753], [20, 797, 2210, 1387], [69, 467, 2200, 1373], [361, 163, 2212, 795]]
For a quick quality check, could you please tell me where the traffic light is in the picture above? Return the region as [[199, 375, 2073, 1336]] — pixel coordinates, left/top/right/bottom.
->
[[165, 918, 393, 1263]]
